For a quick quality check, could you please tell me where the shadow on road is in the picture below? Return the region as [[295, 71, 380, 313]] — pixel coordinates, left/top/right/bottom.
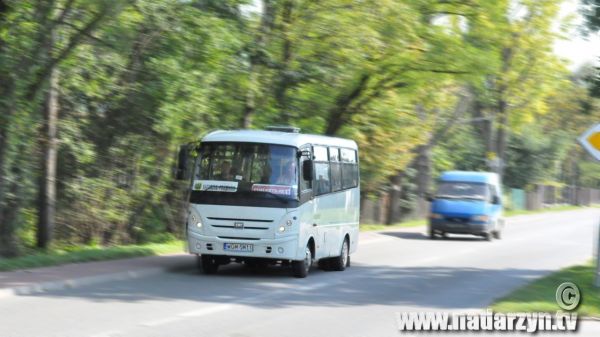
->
[[24, 259, 552, 310], [381, 231, 487, 242]]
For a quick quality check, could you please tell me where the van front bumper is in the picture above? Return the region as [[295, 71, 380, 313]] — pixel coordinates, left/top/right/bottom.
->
[[187, 232, 300, 260], [429, 218, 491, 234]]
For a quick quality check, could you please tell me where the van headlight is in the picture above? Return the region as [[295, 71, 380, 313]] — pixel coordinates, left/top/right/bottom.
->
[[429, 213, 443, 219], [472, 215, 489, 222]]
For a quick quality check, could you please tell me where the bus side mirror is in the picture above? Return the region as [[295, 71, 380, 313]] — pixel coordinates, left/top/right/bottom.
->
[[425, 193, 434, 202], [302, 160, 314, 181], [298, 150, 311, 158], [175, 145, 188, 180], [492, 195, 501, 205]]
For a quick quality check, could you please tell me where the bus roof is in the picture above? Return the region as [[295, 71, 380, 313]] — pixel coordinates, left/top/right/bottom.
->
[[439, 171, 499, 185], [201, 129, 358, 149]]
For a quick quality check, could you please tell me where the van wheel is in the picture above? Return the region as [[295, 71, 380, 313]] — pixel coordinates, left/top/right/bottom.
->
[[429, 227, 437, 240], [483, 232, 492, 241], [292, 245, 312, 278], [493, 230, 502, 240], [331, 239, 349, 271], [200, 254, 219, 274]]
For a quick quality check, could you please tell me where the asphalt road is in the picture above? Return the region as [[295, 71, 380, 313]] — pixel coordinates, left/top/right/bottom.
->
[[1, 209, 600, 337]]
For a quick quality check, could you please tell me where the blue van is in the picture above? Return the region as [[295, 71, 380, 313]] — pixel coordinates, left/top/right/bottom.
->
[[427, 171, 504, 240]]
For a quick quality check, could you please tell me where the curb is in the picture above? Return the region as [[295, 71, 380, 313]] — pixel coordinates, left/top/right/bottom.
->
[[0, 266, 170, 300]]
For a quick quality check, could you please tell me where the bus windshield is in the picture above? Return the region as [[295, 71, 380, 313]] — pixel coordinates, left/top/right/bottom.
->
[[194, 142, 298, 200]]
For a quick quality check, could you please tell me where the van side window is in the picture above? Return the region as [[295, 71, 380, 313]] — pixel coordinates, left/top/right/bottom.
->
[[313, 146, 331, 195], [329, 147, 342, 192], [341, 148, 358, 189], [488, 184, 498, 203]]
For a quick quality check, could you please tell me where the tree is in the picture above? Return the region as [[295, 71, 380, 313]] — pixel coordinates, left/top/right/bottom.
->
[[469, 0, 566, 180]]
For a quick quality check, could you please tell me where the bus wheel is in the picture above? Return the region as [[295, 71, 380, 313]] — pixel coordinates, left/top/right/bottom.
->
[[292, 245, 312, 278], [201, 254, 219, 274], [331, 238, 349, 271]]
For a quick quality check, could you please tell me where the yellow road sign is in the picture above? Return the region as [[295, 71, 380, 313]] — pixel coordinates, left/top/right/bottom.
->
[[578, 123, 600, 161]]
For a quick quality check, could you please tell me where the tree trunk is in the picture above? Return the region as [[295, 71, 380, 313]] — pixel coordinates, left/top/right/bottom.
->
[[415, 145, 431, 197], [494, 98, 509, 181], [36, 65, 59, 249], [275, 0, 294, 124], [241, 0, 274, 128], [386, 174, 403, 224], [0, 142, 27, 257]]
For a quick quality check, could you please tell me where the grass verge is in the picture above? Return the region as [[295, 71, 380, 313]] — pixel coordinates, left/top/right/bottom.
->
[[491, 262, 600, 317], [0, 240, 185, 272], [360, 219, 426, 232], [504, 205, 585, 217]]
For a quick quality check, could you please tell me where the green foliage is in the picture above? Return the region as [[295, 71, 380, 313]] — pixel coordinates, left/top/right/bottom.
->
[[503, 127, 571, 188], [0, 240, 184, 272], [0, 0, 599, 257]]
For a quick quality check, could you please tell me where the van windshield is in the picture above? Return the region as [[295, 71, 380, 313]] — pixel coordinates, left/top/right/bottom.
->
[[435, 182, 488, 201], [193, 142, 298, 200]]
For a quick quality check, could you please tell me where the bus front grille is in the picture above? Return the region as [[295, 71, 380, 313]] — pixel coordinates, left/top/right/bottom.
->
[[207, 217, 273, 223], [211, 225, 269, 230], [218, 236, 260, 241]]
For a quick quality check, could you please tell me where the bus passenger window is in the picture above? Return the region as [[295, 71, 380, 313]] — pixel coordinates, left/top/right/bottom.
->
[[314, 163, 330, 195], [313, 146, 331, 195], [341, 148, 358, 189]]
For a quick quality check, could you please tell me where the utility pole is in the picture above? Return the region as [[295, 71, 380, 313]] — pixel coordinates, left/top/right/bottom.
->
[[577, 123, 600, 287]]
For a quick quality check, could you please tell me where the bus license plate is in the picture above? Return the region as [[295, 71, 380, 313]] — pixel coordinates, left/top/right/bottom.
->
[[223, 243, 253, 252]]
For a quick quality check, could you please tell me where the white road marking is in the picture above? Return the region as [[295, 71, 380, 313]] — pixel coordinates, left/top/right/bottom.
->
[[89, 330, 123, 337], [140, 316, 182, 327], [178, 304, 233, 317], [359, 237, 394, 245]]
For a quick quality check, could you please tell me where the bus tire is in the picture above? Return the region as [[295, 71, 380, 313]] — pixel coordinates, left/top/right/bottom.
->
[[201, 254, 219, 274], [331, 238, 349, 271], [292, 244, 312, 278]]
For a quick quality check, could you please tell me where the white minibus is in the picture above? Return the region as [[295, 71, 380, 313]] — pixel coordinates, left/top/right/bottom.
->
[[176, 127, 360, 278]]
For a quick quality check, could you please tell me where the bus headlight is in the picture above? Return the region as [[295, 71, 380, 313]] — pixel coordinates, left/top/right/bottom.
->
[[190, 214, 203, 229], [279, 226, 286, 232]]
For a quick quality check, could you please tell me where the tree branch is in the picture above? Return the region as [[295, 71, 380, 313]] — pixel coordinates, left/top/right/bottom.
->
[[26, 6, 111, 101]]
